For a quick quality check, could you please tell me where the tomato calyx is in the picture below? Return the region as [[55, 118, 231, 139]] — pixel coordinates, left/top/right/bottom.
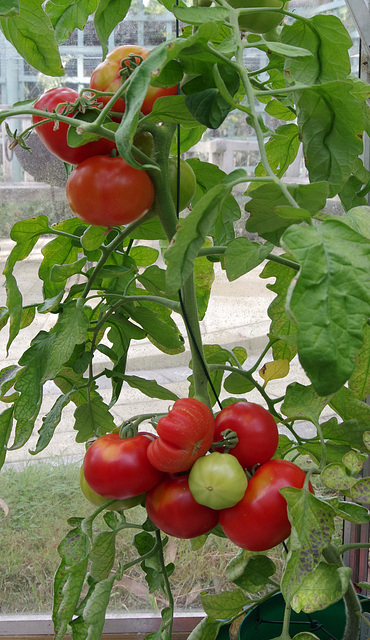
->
[[119, 53, 145, 80], [211, 428, 239, 453]]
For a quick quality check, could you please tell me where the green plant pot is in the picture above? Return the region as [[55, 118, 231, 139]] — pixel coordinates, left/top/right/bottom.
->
[[237, 591, 370, 639]]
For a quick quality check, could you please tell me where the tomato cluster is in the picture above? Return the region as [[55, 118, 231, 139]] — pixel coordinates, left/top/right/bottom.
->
[[31, 44, 179, 228], [82, 399, 312, 550]]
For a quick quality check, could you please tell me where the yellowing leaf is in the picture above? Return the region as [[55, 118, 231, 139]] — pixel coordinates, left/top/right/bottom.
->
[[259, 359, 289, 383]]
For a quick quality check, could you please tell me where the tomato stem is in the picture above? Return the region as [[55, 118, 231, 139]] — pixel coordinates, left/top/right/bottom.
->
[[155, 529, 174, 637]]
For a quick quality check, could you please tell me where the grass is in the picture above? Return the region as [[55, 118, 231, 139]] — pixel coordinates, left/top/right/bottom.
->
[[0, 460, 243, 615]]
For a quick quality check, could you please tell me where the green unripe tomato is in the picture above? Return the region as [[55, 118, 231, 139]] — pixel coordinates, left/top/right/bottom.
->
[[168, 157, 197, 212], [79, 467, 144, 511], [189, 452, 248, 510], [133, 131, 154, 158], [227, 0, 288, 34]]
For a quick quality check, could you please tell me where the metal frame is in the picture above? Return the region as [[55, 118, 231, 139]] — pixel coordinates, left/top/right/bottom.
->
[[0, 612, 203, 638]]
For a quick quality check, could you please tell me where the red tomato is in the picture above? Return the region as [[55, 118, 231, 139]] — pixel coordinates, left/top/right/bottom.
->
[[33, 87, 116, 165], [146, 398, 215, 473], [145, 474, 219, 538], [82, 432, 163, 500], [90, 45, 177, 115], [214, 402, 278, 471], [220, 459, 313, 551], [79, 466, 144, 511], [65, 155, 155, 227]]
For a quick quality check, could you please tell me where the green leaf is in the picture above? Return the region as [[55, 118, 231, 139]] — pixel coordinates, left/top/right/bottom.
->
[[147, 94, 201, 127], [321, 416, 369, 453], [170, 125, 207, 155], [223, 372, 254, 395], [50, 258, 87, 282], [81, 225, 106, 252], [349, 323, 370, 400], [173, 5, 229, 25], [281, 489, 335, 603], [187, 158, 241, 245], [329, 499, 370, 524], [128, 305, 184, 351], [245, 181, 328, 243], [255, 124, 300, 179], [130, 246, 159, 267], [107, 373, 179, 402], [296, 82, 365, 196], [45, 0, 99, 44], [281, 383, 331, 424], [53, 557, 89, 640], [225, 552, 276, 593], [349, 477, 370, 504], [89, 531, 116, 581], [265, 99, 296, 122], [0, 406, 13, 469], [46, 303, 90, 379], [184, 87, 232, 130], [0, 0, 19, 17], [299, 442, 351, 466], [342, 450, 367, 475], [320, 463, 357, 492], [129, 217, 167, 241], [4, 215, 52, 349], [1, 0, 64, 76], [282, 220, 370, 395], [58, 523, 91, 567], [12, 331, 52, 433], [200, 588, 246, 620], [194, 247, 215, 320], [94, 0, 130, 58], [74, 395, 116, 442], [82, 572, 117, 639], [39, 223, 82, 297], [187, 617, 223, 640], [291, 563, 352, 614], [282, 15, 352, 84], [165, 169, 247, 293], [224, 238, 273, 281], [30, 393, 71, 455], [344, 205, 370, 240], [329, 386, 370, 428], [260, 258, 298, 362]]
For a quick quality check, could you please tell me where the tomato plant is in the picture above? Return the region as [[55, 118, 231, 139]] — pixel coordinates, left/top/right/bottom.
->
[[82, 432, 163, 499], [214, 402, 279, 471], [147, 398, 215, 473], [79, 466, 144, 510], [188, 451, 248, 509], [65, 155, 155, 227], [1, 1, 370, 638], [145, 474, 219, 538], [219, 459, 313, 551], [227, 0, 288, 33], [32, 87, 116, 164], [90, 45, 177, 115]]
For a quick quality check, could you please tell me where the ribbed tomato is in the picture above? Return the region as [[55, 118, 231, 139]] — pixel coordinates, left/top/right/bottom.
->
[[147, 398, 215, 473]]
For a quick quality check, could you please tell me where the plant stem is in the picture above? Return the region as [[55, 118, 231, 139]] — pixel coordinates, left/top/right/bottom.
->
[[322, 544, 362, 640], [156, 529, 174, 638], [80, 214, 152, 299]]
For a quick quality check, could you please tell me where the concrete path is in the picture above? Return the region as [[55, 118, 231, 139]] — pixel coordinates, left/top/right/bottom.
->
[[0, 238, 314, 467]]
